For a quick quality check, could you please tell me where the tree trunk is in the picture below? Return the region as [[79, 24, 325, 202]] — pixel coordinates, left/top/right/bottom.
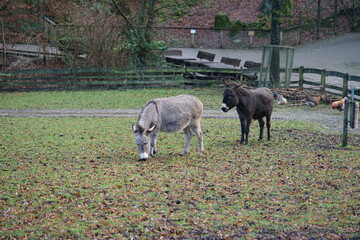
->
[[137, 0, 156, 67], [316, 0, 321, 40], [112, 0, 157, 67], [1, 20, 6, 71], [269, 14, 280, 88]]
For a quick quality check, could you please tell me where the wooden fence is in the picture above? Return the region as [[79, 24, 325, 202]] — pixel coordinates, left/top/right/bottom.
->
[[0, 67, 253, 91], [0, 67, 359, 99], [293, 67, 360, 97]]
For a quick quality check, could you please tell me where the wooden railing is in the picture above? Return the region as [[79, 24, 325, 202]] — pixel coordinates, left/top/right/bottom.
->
[[1, 67, 359, 99], [0, 67, 252, 91], [294, 67, 360, 98]]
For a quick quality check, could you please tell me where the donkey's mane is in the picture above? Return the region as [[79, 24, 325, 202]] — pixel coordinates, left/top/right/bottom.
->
[[137, 100, 158, 130]]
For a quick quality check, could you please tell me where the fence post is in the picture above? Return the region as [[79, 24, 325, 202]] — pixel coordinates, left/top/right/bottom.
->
[[190, 29, 196, 47], [343, 73, 349, 97], [350, 102, 359, 129], [321, 69, 326, 91], [299, 66, 304, 88], [350, 87, 360, 129], [342, 99, 349, 147]]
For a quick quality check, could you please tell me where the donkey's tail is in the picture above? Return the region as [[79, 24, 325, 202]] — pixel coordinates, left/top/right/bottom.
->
[[273, 91, 287, 105]]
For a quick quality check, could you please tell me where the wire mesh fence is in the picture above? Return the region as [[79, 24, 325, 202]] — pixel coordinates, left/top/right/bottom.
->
[[153, 27, 270, 49], [152, 0, 356, 49]]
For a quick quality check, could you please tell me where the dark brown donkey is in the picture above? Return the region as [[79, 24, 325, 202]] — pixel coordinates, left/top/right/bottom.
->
[[221, 81, 274, 144]]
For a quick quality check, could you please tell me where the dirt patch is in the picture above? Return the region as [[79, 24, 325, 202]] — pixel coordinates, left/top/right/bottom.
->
[[0, 107, 358, 134]]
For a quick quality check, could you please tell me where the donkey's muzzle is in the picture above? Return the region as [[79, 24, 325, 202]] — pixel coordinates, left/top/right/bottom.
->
[[221, 103, 229, 112], [139, 152, 149, 161]]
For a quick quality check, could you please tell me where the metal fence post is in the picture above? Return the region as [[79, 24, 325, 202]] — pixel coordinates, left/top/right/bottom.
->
[[350, 87, 360, 129], [342, 99, 349, 147]]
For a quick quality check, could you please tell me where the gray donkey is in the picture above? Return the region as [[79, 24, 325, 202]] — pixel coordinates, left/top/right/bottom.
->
[[132, 94, 204, 161]]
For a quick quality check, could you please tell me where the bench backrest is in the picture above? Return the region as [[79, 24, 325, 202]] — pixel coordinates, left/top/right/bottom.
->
[[196, 51, 215, 61], [244, 60, 261, 68], [165, 49, 182, 56], [220, 57, 241, 67]]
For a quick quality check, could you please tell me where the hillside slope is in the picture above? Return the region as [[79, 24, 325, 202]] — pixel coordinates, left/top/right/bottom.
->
[[154, 0, 353, 48], [157, 0, 309, 28]]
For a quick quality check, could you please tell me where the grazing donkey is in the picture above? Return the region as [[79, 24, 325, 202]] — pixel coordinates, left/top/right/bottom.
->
[[132, 94, 204, 161], [221, 81, 273, 144]]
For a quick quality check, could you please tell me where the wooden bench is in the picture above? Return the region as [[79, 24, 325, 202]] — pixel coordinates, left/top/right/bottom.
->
[[165, 50, 196, 65], [244, 60, 261, 68], [191, 57, 241, 80], [220, 57, 241, 67], [183, 51, 216, 81], [196, 51, 216, 61]]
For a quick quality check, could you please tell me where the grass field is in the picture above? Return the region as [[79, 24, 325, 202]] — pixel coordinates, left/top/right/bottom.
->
[[0, 88, 224, 110], [1, 88, 359, 239]]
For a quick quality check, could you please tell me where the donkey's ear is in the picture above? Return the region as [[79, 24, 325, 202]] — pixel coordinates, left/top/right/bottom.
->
[[147, 124, 156, 134], [235, 81, 245, 90], [222, 78, 229, 86], [132, 124, 138, 133]]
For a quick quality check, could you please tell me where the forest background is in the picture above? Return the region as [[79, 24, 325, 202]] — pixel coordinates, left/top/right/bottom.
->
[[0, 0, 358, 70]]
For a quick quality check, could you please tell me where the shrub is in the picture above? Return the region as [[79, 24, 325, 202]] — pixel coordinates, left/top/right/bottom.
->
[[214, 13, 231, 30], [229, 20, 247, 37]]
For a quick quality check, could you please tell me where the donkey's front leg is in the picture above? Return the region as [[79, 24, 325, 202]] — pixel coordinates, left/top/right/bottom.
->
[[150, 132, 158, 156], [180, 127, 192, 155], [243, 119, 252, 144], [239, 119, 247, 144]]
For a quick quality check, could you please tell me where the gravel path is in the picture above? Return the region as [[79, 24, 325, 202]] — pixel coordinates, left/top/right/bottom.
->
[[0, 107, 356, 134]]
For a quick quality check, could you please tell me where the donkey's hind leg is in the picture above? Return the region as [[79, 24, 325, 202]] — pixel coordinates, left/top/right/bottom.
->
[[180, 126, 192, 155], [191, 121, 204, 155], [258, 118, 265, 141], [266, 115, 271, 141]]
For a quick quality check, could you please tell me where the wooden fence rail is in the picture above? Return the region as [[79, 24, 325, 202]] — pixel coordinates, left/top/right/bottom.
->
[[1, 67, 359, 99], [293, 67, 360, 99]]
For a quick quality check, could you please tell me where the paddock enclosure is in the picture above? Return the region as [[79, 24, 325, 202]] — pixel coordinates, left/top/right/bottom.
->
[[1, 109, 359, 239], [1, 67, 359, 101]]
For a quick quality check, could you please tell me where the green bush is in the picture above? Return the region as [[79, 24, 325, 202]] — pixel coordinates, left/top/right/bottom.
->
[[229, 20, 247, 37], [214, 13, 231, 30], [214, 13, 269, 38]]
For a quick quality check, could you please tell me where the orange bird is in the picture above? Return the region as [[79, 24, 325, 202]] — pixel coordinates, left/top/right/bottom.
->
[[331, 97, 347, 111], [305, 93, 322, 107]]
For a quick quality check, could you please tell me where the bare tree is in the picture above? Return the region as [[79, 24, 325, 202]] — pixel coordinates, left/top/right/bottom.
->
[[260, 0, 294, 88], [112, 0, 166, 67]]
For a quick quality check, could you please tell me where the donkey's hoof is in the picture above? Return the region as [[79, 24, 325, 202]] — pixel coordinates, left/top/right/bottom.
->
[[179, 151, 188, 156], [150, 150, 157, 156]]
